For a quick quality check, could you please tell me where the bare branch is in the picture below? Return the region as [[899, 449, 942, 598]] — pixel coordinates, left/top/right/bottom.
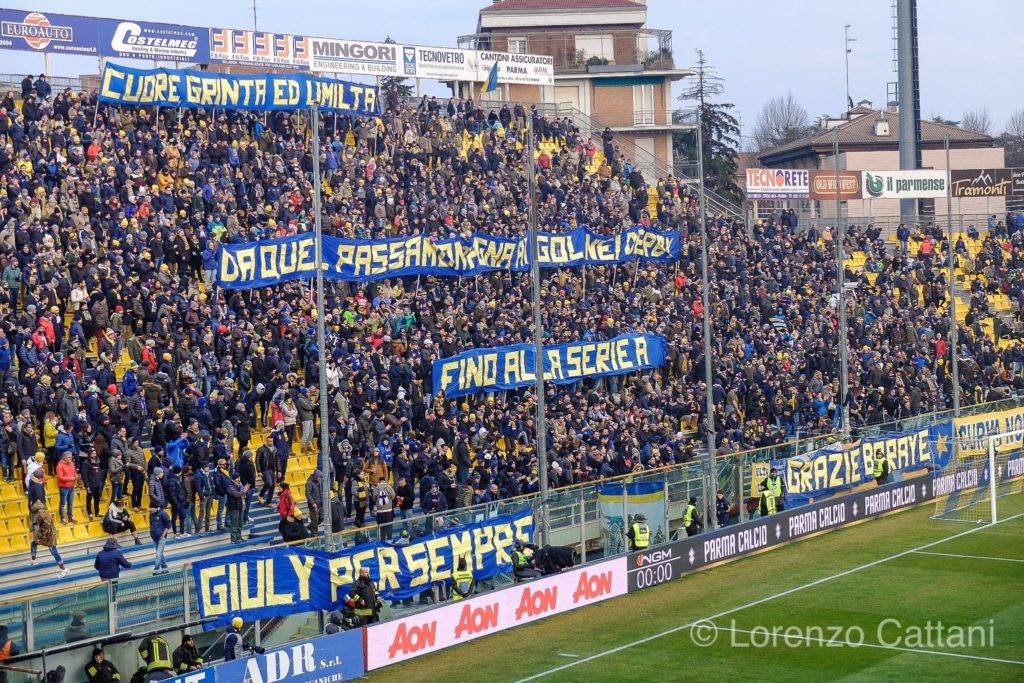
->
[[751, 93, 812, 153], [959, 108, 993, 135]]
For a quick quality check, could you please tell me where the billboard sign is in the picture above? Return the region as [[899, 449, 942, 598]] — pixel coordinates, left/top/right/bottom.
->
[[0, 8, 99, 55], [950, 168, 1012, 198], [1012, 169, 1024, 196], [476, 51, 554, 85], [403, 45, 479, 81], [862, 170, 948, 199], [166, 629, 364, 682], [100, 20, 207, 61], [628, 478, 935, 593], [366, 557, 627, 670], [209, 28, 310, 70], [309, 37, 400, 75], [809, 170, 863, 201], [745, 168, 809, 199]]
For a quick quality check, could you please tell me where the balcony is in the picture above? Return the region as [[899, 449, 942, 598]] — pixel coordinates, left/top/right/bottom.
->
[[458, 28, 674, 75]]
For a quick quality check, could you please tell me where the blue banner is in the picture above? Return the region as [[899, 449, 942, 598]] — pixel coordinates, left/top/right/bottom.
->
[[216, 226, 680, 289], [192, 509, 533, 630], [167, 629, 364, 683], [99, 63, 380, 115], [0, 8, 101, 56], [98, 19, 208, 61], [0, 10, 208, 61], [774, 426, 939, 505], [433, 333, 667, 398]]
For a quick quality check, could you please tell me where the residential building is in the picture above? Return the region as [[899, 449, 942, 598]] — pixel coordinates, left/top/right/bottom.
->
[[757, 103, 1006, 220]]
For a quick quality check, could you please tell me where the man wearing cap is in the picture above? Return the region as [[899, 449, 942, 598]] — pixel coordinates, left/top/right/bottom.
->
[[627, 513, 651, 552], [172, 633, 203, 674]]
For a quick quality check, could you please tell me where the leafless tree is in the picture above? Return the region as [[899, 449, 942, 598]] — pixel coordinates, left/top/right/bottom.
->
[[960, 108, 994, 135], [999, 107, 1024, 167], [751, 93, 812, 153]]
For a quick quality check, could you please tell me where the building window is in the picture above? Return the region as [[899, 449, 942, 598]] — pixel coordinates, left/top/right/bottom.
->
[[508, 37, 528, 54], [633, 84, 655, 126], [574, 34, 614, 63]]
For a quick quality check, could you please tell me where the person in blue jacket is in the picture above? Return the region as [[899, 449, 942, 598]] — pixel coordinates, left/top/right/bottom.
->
[[94, 537, 132, 580]]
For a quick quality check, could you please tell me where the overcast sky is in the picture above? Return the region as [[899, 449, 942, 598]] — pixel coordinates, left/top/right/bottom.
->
[[5, 0, 1022, 142]]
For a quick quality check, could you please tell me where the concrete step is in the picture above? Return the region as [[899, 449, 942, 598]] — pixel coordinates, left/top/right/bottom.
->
[[0, 505, 290, 600]]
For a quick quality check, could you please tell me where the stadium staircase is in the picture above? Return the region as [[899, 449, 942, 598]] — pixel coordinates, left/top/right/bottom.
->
[[540, 103, 745, 221]]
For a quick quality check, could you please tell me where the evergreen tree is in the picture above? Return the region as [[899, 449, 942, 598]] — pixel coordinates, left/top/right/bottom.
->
[[671, 50, 741, 203], [379, 36, 414, 98]]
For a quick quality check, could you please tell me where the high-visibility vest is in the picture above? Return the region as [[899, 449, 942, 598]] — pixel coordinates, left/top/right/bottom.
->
[[0, 640, 12, 660], [761, 488, 777, 515], [873, 455, 887, 478], [766, 475, 782, 497], [452, 568, 474, 600], [631, 522, 650, 549], [684, 505, 697, 527], [141, 636, 173, 672]]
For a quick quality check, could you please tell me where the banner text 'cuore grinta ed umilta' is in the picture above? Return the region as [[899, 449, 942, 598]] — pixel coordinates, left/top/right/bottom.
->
[[99, 62, 380, 115]]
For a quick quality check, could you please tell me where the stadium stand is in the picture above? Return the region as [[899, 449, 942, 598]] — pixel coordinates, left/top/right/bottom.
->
[[0, 77, 1019, 579]]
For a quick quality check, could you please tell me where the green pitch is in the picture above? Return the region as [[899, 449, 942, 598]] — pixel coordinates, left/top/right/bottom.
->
[[372, 492, 1024, 682]]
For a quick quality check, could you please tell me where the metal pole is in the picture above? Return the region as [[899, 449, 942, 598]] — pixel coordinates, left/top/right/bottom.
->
[[527, 116, 549, 545], [945, 134, 960, 416], [311, 105, 333, 545], [696, 111, 716, 528], [896, 0, 921, 221], [834, 128, 850, 437], [844, 24, 854, 112]]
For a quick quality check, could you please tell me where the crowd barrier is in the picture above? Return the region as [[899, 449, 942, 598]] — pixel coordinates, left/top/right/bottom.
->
[[0, 396, 1020, 675]]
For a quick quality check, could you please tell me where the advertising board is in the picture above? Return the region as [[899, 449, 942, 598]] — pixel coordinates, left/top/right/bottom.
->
[[627, 479, 935, 592], [366, 557, 627, 670]]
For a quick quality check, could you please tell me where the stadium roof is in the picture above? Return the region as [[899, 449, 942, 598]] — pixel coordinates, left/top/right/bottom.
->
[[759, 107, 995, 166], [481, 0, 646, 11]]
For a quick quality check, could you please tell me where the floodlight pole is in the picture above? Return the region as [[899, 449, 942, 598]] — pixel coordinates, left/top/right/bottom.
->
[[696, 111, 716, 527], [527, 117, 549, 545], [834, 128, 850, 438], [311, 104, 333, 547], [945, 134, 960, 416]]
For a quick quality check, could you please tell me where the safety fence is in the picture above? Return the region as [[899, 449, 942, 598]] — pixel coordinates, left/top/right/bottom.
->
[[0, 392, 1019, 665]]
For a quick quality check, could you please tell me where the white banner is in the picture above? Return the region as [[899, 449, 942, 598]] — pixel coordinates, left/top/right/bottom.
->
[[476, 50, 555, 85], [862, 170, 949, 199], [365, 557, 627, 670], [401, 45, 479, 81], [309, 37, 400, 75], [209, 29, 310, 69], [745, 168, 809, 199]]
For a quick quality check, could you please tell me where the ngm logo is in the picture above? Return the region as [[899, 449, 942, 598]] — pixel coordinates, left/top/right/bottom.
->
[[635, 549, 673, 567], [2, 12, 73, 50]]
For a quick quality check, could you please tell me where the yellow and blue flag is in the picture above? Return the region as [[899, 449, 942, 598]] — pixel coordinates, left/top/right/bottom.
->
[[481, 61, 499, 95]]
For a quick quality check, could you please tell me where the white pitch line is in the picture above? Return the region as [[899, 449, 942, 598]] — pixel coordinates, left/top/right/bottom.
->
[[914, 550, 1024, 563], [556, 653, 580, 658], [722, 625, 1024, 667], [516, 512, 1024, 682]]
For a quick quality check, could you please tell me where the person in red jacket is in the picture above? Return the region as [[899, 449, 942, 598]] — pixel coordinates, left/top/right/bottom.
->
[[55, 451, 78, 524], [277, 481, 296, 518]]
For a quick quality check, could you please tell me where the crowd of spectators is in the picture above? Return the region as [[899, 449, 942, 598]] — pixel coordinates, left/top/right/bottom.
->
[[0, 74, 1022, 548]]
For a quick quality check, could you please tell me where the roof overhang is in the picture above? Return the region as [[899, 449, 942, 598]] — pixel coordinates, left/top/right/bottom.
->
[[479, 7, 646, 31], [555, 68, 692, 80]]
